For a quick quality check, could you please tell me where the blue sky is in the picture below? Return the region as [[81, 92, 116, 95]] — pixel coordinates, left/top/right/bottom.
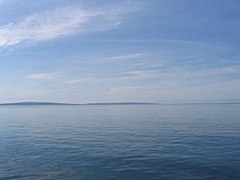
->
[[0, 0, 240, 103]]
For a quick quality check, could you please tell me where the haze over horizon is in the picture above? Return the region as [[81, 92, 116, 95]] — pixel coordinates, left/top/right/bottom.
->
[[0, 0, 240, 103]]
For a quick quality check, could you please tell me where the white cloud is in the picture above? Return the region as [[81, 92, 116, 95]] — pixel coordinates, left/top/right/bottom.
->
[[27, 72, 62, 80], [102, 53, 146, 62], [0, 2, 142, 48], [64, 79, 84, 84], [117, 70, 158, 80]]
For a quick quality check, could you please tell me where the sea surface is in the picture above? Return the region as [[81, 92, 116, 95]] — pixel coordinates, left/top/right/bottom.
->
[[0, 104, 240, 179]]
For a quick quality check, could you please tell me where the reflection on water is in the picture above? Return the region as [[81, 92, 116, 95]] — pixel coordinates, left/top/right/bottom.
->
[[0, 104, 240, 179]]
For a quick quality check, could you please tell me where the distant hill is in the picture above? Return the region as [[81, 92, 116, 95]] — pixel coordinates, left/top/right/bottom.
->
[[0, 102, 72, 106], [84, 102, 158, 105], [0, 102, 158, 106]]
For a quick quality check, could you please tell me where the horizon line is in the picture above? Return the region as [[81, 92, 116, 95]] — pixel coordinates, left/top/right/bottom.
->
[[0, 101, 240, 106]]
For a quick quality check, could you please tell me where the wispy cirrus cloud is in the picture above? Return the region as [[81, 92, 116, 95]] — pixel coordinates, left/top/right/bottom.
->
[[102, 53, 146, 62], [64, 79, 84, 84], [27, 72, 62, 80], [0, 2, 142, 48], [117, 70, 158, 80]]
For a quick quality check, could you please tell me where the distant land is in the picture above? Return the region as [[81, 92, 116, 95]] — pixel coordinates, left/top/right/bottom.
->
[[0, 102, 239, 106], [0, 102, 158, 106]]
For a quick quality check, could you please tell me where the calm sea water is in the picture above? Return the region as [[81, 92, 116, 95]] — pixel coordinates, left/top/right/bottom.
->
[[0, 104, 240, 179]]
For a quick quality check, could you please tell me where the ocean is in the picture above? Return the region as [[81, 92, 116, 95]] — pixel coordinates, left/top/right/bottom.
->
[[0, 104, 240, 179]]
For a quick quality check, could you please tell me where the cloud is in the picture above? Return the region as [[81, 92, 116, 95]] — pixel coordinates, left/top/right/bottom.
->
[[27, 72, 62, 80], [0, 2, 142, 48], [90, 52, 148, 65], [117, 70, 158, 79], [64, 79, 84, 84], [102, 53, 146, 62]]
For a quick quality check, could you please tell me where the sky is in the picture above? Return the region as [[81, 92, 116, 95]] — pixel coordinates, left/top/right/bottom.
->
[[0, 0, 240, 103]]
